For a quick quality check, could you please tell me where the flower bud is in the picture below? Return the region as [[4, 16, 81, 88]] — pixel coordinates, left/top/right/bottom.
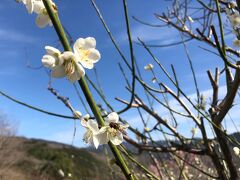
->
[[42, 55, 56, 68], [144, 63, 154, 70], [74, 111, 82, 119]]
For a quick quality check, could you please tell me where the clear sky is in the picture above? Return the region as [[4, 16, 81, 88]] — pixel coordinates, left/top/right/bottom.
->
[[0, 0, 239, 147]]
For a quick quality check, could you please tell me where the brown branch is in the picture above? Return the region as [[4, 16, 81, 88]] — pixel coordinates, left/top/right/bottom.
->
[[133, 97, 184, 143], [160, 83, 201, 125], [207, 68, 219, 108], [214, 62, 240, 123], [124, 136, 207, 155]]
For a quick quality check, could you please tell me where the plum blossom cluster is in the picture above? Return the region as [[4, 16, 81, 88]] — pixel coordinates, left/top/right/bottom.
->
[[225, 2, 240, 47], [42, 37, 101, 82], [18, 0, 101, 82], [80, 112, 129, 149], [17, 0, 55, 28]]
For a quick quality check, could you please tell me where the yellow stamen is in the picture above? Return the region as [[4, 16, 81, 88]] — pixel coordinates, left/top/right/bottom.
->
[[78, 49, 90, 61]]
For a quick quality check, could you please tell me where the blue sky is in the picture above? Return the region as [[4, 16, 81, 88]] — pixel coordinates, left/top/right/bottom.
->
[[0, 0, 239, 147]]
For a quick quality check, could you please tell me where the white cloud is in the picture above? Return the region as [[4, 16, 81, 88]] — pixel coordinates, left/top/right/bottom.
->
[[117, 24, 179, 45], [0, 28, 38, 43]]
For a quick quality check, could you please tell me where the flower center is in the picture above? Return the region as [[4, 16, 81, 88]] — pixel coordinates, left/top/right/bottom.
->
[[42, 9, 48, 15], [78, 49, 90, 61], [64, 61, 75, 76], [108, 127, 118, 137]]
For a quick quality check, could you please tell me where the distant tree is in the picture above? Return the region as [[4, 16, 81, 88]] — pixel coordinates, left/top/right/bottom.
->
[[0, 113, 18, 179]]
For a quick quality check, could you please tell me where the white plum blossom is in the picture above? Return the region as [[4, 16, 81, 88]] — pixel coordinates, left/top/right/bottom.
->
[[18, 0, 54, 28], [225, 4, 240, 47], [73, 37, 101, 69], [99, 112, 129, 146], [42, 37, 101, 82], [34, 0, 54, 28], [81, 114, 107, 149], [80, 112, 128, 147], [144, 63, 154, 71], [41, 47, 85, 82], [58, 51, 85, 82]]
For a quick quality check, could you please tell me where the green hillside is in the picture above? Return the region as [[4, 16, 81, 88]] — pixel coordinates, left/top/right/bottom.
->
[[0, 137, 123, 180]]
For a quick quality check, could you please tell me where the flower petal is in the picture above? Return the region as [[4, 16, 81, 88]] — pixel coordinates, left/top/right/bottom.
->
[[84, 37, 96, 49], [109, 131, 123, 145], [99, 132, 109, 144], [68, 63, 85, 83], [79, 60, 94, 69], [120, 124, 129, 132], [42, 55, 56, 68], [18, 0, 26, 4], [87, 120, 99, 135], [35, 14, 50, 28], [73, 38, 85, 50], [74, 37, 96, 51], [95, 131, 109, 147], [68, 71, 80, 83], [99, 126, 107, 134], [87, 48, 101, 62], [45, 46, 61, 58], [33, 0, 44, 14], [51, 66, 65, 78], [106, 112, 119, 124], [83, 130, 92, 144], [93, 136, 100, 149], [80, 119, 88, 128], [76, 62, 85, 75], [59, 51, 78, 67], [92, 126, 109, 149], [25, 0, 34, 14], [59, 51, 75, 61]]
